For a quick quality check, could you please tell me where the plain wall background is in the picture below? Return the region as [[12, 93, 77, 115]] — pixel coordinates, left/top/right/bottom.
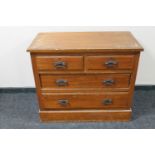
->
[[0, 26, 154, 87]]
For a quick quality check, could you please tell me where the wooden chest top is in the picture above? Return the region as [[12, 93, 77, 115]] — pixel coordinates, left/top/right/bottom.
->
[[27, 32, 143, 52]]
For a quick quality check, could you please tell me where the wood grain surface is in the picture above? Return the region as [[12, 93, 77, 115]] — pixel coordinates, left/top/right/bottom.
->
[[41, 92, 130, 109], [28, 32, 143, 122], [40, 109, 132, 122], [40, 74, 130, 89], [86, 55, 135, 70], [27, 32, 143, 52], [35, 56, 83, 71]]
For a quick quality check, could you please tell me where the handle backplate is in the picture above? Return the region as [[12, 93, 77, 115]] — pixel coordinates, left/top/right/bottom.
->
[[58, 99, 69, 106], [54, 61, 67, 69], [103, 79, 115, 86], [102, 99, 113, 105], [104, 59, 118, 68], [56, 79, 68, 86]]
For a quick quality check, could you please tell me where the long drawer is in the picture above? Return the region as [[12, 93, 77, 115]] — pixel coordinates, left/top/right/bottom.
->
[[41, 92, 129, 109], [40, 74, 130, 89]]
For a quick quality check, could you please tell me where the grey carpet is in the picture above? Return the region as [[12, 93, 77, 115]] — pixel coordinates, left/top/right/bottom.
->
[[0, 89, 155, 129]]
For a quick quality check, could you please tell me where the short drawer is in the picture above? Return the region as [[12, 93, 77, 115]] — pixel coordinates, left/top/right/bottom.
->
[[41, 92, 129, 109], [35, 56, 83, 71], [40, 74, 130, 89], [85, 55, 135, 70]]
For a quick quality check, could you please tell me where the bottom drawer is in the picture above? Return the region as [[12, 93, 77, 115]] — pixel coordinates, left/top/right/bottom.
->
[[41, 92, 130, 110]]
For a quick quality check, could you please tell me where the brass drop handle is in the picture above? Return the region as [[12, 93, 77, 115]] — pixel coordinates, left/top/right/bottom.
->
[[102, 99, 113, 105], [58, 99, 69, 106], [104, 60, 117, 67], [54, 61, 67, 69], [56, 79, 68, 86], [103, 79, 115, 86]]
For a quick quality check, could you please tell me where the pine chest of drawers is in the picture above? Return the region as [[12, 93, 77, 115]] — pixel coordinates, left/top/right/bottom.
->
[[27, 32, 143, 122]]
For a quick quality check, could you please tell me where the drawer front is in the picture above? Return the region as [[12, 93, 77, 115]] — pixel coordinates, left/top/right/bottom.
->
[[35, 56, 83, 71], [41, 93, 129, 109], [86, 55, 135, 70], [40, 74, 130, 89]]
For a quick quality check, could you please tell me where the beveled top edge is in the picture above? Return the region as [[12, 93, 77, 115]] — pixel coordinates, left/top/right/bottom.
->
[[27, 31, 144, 53]]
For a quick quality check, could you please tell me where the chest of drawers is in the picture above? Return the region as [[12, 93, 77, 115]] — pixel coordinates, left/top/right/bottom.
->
[[27, 32, 143, 122]]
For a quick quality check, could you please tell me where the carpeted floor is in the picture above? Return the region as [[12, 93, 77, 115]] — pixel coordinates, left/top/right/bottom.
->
[[0, 88, 155, 129]]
